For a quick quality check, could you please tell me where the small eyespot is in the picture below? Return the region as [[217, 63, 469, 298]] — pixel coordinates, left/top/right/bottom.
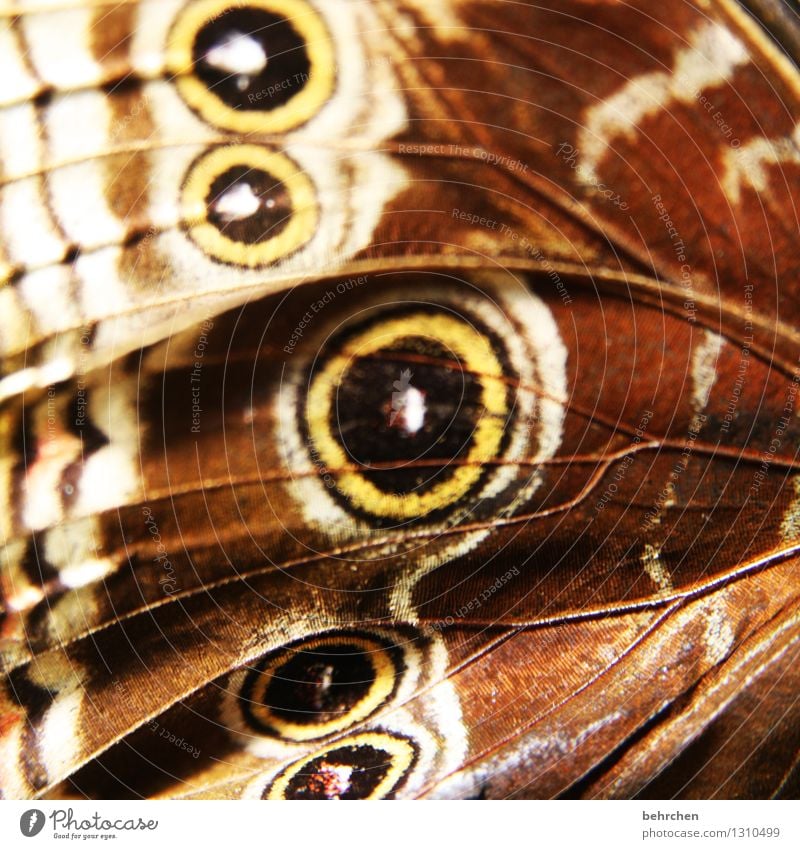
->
[[301, 307, 513, 526], [239, 633, 402, 741], [181, 144, 317, 267], [263, 732, 418, 799], [167, 0, 335, 133]]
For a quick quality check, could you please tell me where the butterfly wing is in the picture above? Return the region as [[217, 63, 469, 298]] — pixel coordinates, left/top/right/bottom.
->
[[1, 0, 799, 799]]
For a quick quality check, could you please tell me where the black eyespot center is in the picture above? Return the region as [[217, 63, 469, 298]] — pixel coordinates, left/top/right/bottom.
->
[[181, 144, 318, 267], [239, 632, 403, 740], [169, 0, 335, 133], [282, 744, 393, 799], [192, 7, 311, 112], [333, 336, 483, 494], [264, 734, 419, 800], [301, 303, 517, 526], [264, 643, 375, 725], [206, 165, 293, 245]]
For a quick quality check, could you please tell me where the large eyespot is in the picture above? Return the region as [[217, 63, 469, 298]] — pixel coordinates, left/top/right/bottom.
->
[[233, 629, 469, 798], [303, 308, 511, 526], [263, 732, 417, 799], [239, 632, 403, 742], [166, 0, 335, 133], [181, 144, 317, 267], [277, 275, 568, 607]]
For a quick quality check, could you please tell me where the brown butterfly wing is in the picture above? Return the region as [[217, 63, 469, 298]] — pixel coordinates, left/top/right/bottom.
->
[[2, 0, 800, 799]]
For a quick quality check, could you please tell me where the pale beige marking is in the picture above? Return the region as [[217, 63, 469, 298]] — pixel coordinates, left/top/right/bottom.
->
[[578, 23, 749, 185], [384, 0, 469, 43], [700, 594, 735, 667], [691, 330, 724, 413], [0, 102, 42, 178], [76, 247, 133, 323], [43, 89, 115, 163], [21, 5, 102, 88], [44, 586, 101, 647], [0, 178, 66, 266], [721, 124, 800, 204], [641, 542, 674, 594], [130, 0, 182, 79], [21, 388, 82, 531], [0, 539, 45, 613], [0, 285, 33, 360], [0, 17, 39, 106], [644, 331, 718, 540], [780, 476, 800, 542], [0, 357, 76, 403], [0, 721, 30, 799], [128, 81, 217, 147], [28, 653, 87, 785], [56, 558, 115, 589], [49, 160, 127, 250], [73, 376, 143, 517], [309, 0, 406, 143], [4, 360, 141, 537], [17, 265, 80, 353], [44, 517, 117, 589]]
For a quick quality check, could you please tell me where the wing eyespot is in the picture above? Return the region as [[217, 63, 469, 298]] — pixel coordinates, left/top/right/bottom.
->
[[300, 303, 515, 526], [167, 0, 335, 133], [262, 732, 418, 799], [181, 143, 317, 267], [277, 276, 568, 599], [239, 632, 403, 742]]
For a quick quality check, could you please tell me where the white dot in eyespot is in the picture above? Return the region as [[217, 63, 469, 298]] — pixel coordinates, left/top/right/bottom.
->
[[203, 30, 268, 87], [316, 764, 354, 798], [212, 181, 262, 222], [388, 383, 427, 436]]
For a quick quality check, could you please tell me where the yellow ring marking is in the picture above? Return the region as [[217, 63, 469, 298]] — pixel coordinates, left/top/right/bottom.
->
[[266, 732, 416, 799], [306, 313, 508, 519], [167, 0, 335, 133], [182, 144, 317, 267], [246, 634, 396, 742]]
